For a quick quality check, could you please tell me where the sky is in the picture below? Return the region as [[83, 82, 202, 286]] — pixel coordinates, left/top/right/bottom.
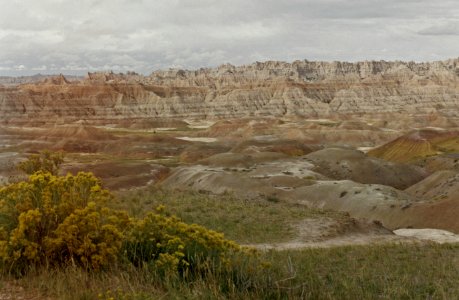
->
[[0, 0, 458, 76]]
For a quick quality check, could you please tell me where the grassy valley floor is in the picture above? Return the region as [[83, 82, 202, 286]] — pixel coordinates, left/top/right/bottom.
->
[[2, 243, 459, 299], [2, 187, 459, 299]]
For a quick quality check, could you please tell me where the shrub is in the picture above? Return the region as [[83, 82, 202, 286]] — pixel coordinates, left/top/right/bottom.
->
[[124, 209, 269, 293], [17, 150, 64, 176], [124, 206, 258, 279], [0, 171, 130, 272]]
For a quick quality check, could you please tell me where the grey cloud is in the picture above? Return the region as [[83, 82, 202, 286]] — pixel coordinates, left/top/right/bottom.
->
[[418, 21, 459, 36], [0, 0, 458, 76]]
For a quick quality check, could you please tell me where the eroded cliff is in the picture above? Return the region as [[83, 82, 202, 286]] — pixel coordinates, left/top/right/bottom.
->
[[1, 58, 458, 124]]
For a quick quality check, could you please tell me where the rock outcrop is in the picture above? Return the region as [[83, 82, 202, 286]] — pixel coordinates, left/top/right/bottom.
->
[[1, 58, 458, 124]]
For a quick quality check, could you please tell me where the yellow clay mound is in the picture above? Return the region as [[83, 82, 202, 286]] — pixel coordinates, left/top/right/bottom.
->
[[368, 129, 459, 163]]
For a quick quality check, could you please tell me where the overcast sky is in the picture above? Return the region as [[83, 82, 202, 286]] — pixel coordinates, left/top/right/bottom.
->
[[1, 0, 458, 76]]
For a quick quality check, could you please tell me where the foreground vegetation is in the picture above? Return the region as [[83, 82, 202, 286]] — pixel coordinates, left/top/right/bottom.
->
[[0, 152, 269, 299], [1, 152, 459, 299], [115, 187, 350, 244], [2, 242, 459, 299]]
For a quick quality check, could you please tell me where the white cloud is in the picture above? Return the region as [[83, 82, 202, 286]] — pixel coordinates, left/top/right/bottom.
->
[[14, 65, 26, 70], [31, 65, 48, 71], [0, 0, 458, 76]]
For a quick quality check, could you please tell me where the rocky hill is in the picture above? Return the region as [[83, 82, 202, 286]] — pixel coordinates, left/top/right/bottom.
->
[[1, 59, 458, 124]]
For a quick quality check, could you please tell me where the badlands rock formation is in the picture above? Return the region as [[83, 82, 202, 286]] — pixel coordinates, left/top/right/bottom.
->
[[2, 58, 459, 240], [1, 59, 459, 124], [304, 148, 428, 189]]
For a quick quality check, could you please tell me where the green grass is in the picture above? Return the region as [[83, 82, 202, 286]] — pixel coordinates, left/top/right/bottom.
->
[[114, 187, 345, 244], [3, 265, 166, 300], [5, 242, 459, 299], [265, 243, 459, 299]]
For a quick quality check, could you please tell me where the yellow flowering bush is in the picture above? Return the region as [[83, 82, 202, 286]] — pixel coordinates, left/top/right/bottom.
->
[[124, 206, 258, 279], [45, 202, 130, 269], [17, 150, 64, 175], [0, 171, 130, 272]]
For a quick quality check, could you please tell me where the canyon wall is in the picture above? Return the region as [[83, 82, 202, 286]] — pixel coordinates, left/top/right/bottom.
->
[[1, 59, 458, 124]]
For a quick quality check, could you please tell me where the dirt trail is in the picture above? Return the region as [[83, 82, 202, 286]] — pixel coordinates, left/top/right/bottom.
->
[[246, 219, 459, 250], [248, 234, 408, 250]]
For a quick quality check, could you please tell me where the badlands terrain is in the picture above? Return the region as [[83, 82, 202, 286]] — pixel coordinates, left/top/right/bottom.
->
[[1, 58, 459, 248]]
